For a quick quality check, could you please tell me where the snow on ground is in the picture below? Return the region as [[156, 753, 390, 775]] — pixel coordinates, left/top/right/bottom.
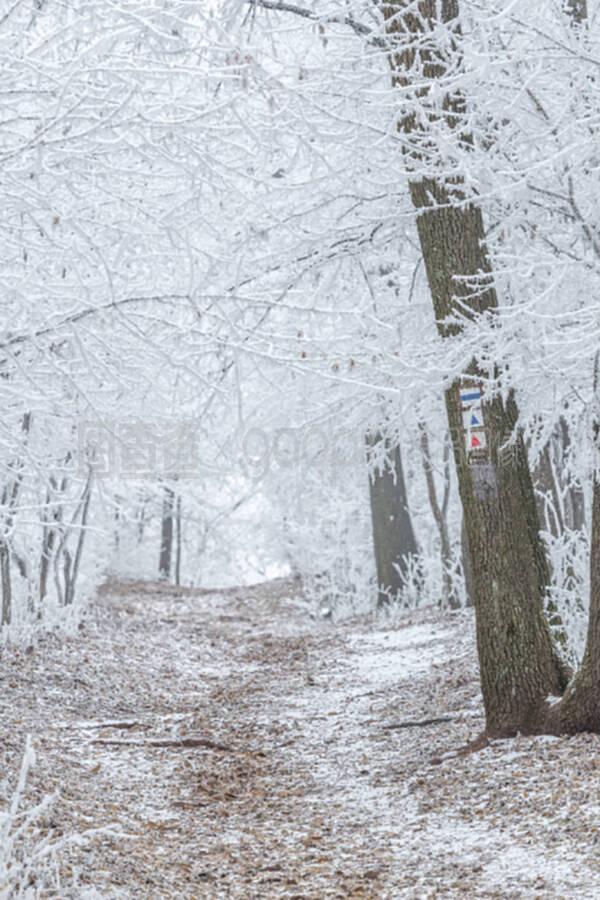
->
[[1, 578, 600, 898]]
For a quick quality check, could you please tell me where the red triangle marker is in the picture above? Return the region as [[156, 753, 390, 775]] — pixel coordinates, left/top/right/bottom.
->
[[471, 435, 482, 448]]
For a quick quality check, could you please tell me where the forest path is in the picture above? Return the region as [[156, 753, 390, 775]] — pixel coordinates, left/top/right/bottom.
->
[[2, 579, 600, 898]]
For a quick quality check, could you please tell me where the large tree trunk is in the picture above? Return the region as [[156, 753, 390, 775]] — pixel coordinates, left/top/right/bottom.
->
[[384, 0, 568, 734], [366, 432, 419, 608], [159, 484, 175, 581]]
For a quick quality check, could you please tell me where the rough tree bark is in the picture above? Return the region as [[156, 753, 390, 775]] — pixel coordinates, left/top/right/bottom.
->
[[366, 432, 419, 608], [383, 0, 568, 734], [461, 516, 473, 607]]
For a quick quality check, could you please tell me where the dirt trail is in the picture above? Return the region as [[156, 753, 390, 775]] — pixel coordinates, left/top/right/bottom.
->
[[2, 580, 600, 898]]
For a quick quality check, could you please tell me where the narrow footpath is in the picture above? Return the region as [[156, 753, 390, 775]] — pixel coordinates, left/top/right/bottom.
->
[[1, 579, 599, 898]]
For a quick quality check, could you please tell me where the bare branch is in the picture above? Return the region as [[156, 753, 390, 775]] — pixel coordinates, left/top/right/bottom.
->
[[246, 0, 386, 46]]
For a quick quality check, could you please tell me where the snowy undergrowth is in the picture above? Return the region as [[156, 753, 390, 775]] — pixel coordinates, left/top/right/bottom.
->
[[0, 738, 62, 899], [1, 592, 90, 651], [0, 738, 114, 899]]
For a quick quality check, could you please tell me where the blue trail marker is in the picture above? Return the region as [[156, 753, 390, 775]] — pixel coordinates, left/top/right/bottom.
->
[[460, 388, 482, 405]]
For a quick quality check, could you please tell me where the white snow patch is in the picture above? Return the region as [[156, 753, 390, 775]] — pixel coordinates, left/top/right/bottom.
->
[[344, 624, 454, 686]]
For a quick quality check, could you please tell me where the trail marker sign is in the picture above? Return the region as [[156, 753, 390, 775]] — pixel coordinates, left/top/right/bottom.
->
[[468, 430, 487, 451], [460, 379, 488, 460], [462, 408, 484, 430], [460, 387, 482, 406]]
